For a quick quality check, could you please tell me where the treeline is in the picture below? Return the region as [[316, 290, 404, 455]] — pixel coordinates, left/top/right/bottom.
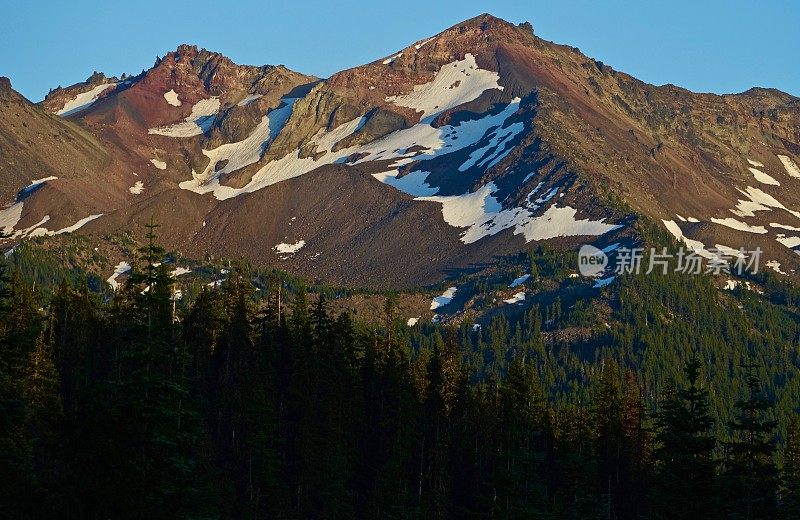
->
[[2, 231, 800, 518]]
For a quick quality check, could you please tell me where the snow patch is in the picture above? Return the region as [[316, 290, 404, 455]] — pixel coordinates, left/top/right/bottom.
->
[[386, 54, 503, 121], [749, 167, 780, 186], [163, 89, 181, 107], [778, 155, 800, 178], [770, 223, 800, 232], [593, 276, 616, 288], [27, 214, 103, 237], [274, 240, 305, 254], [776, 236, 800, 249], [382, 52, 402, 65], [1, 177, 61, 234], [415, 37, 436, 50], [129, 181, 144, 195], [419, 183, 620, 244], [56, 83, 116, 116], [148, 97, 220, 137], [107, 262, 131, 290], [662, 219, 714, 259], [731, 186, 800, 220], [503, 291, 525, 304], [180, 98, 300, 194], [407, 317, 420, 327], [24, 176, 58, 194], [237, 94, 262, 106], [509, 274, 530, 288], [430, 287, 457, 310], [458, 122, 525, 171], [54, 214, 103, 234], [170, 267, 191, 277], [715, 244, 746, 259], [747, 159, 764, 167], [372, 170, 439, 197], [0, 202, 24, 234], [151, 159, 167, 170], [710, 217, 767, 234], [766, 260, 787, 275]]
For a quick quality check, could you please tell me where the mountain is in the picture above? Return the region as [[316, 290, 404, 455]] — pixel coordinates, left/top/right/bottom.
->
[[2, 14, 799, 288]]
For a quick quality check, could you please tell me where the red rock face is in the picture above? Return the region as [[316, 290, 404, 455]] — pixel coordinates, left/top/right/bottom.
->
[[2, 13, 800, 287]]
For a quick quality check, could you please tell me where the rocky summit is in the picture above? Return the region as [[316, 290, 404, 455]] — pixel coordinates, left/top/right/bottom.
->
[[2, 14, 799, 288]]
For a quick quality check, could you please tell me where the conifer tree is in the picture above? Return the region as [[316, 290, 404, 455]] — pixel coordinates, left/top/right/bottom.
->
[[650, 356, 718, 520], [722, 365, 779, 519], [782, 415, 800, 517]]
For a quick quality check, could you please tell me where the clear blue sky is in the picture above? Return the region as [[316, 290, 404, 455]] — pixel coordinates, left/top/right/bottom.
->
[[1, 0, 798, 101]]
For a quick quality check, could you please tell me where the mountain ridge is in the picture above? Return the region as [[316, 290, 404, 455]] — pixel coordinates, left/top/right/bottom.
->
[[1, 13, 799, 288]]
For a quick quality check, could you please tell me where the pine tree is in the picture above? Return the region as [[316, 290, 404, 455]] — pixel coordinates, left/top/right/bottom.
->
[[650, 356, 718, 520], [593, 359, 624, 518], [492, 357, 553, 518], [782, 415, 800, 517], [721, 365, 779, 519], [0, 268, 40, 516], [620, 369, 651, 519]]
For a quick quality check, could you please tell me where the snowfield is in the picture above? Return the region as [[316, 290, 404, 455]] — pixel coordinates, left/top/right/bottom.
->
[[731, 187, 800, 220], [778, 155, 800, 178], [27, 214, 104, 237], [171, 56, 620, 246], [710, 217, 767, 234], [129, 181, 144, 194], [0, 202, 24, 234], [149, 97, 221, 137], [184, 88, 521, 200], [766, 260, 787, 275], [237, 94, 262, 106], [509, 274, 530, 288], [274, 240, 305, 254], [662, 219, 715, 259], [180, 98, 299, 194], [107, 262, 132, 290], [430, 287, 457, 310], [56, 83, 116, 116], [593, 276, 616, 288], [170, 267, 191, 277], [749, 167, 780, 186], [386, 54, 502, 121], [0, 177, 59, 233], [163, 89, 181, 106], [382, 52, 402, 65], [503, 291, 525, 304]]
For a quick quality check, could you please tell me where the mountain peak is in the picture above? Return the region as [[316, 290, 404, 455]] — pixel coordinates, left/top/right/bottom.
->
[[0, 76, 12, 94], [0, 76, 25, 103], [441, 13, 533, 42]]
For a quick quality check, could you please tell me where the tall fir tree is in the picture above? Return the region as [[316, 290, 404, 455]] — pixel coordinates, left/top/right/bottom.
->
[[650, 356, 718, 520]]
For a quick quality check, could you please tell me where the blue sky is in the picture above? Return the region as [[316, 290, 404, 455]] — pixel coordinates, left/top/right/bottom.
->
[[1, 0, 798, 101]]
